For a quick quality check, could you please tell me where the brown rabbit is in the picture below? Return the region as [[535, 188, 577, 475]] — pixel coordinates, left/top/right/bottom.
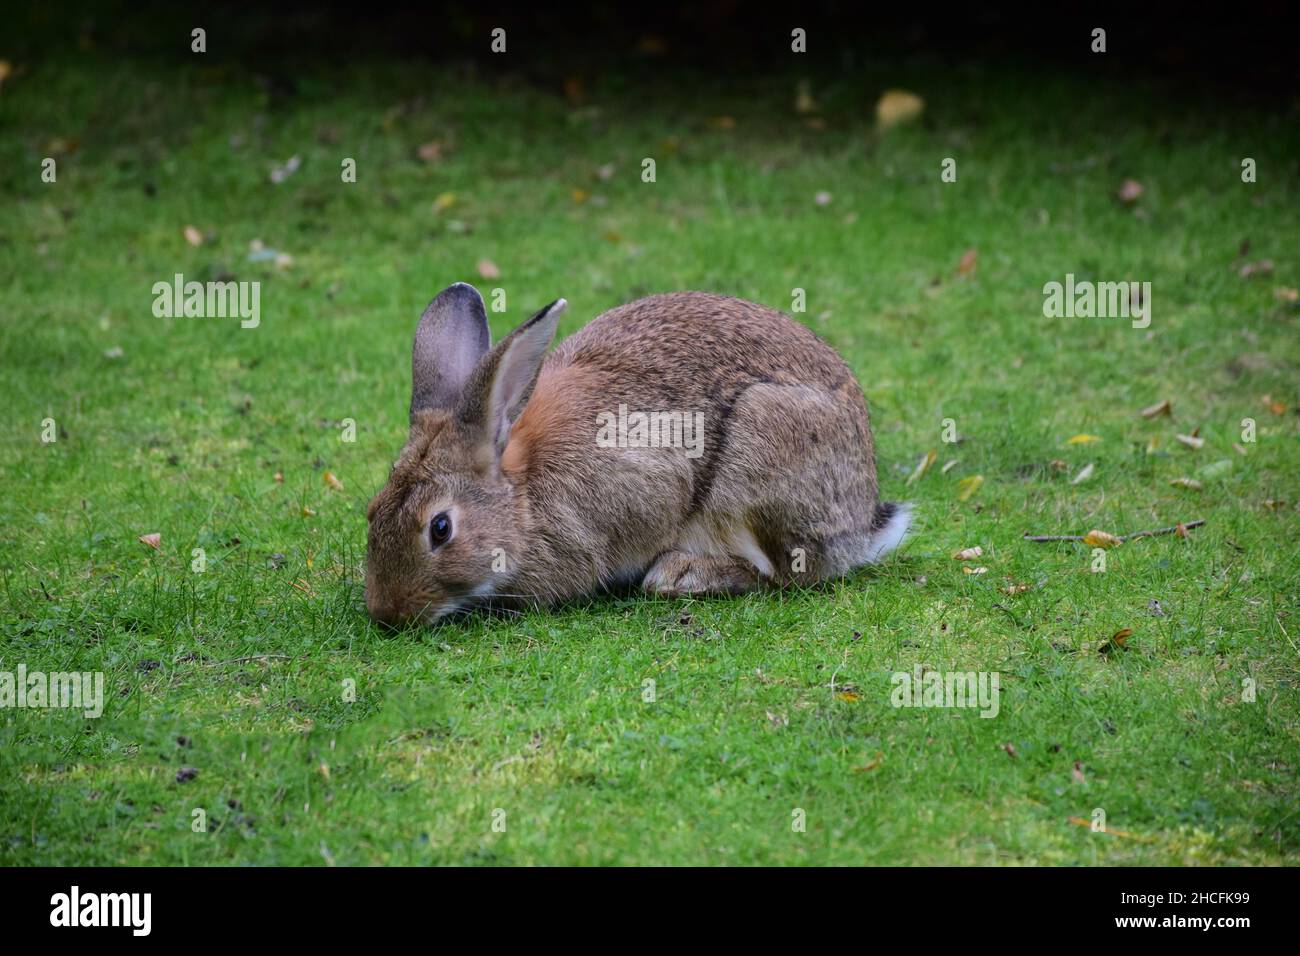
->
[[365, 283, 910, 626]]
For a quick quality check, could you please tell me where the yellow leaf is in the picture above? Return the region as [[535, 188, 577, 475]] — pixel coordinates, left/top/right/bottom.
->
[[571, 187, 589, 204], [875, 89, 924, 129], [906, 449, 936, 485], [836, 692, 860, 702], [956, 474, 984, 501], [1083, 529, 1122, 548], [323, 471, 344, 491], [1067, 434, 1101, 445], [432, 192, 456, 212]]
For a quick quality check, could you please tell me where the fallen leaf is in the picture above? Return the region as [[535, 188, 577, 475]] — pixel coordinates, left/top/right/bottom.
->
[[323, 471, 344, 491], [1237, 259, 1273, 278], [1000, 582, 1030, 595], [416, 141, 442, 163], [571, 187, 589, 204], [1099, 628, 1133, 654], [273, 472, 284, 483], [1070, 462, 1094, 485], [1175, 433, 1204, 450], [952, 546, 983, 560], [636, 35, 668, 55], [962, 566, 988, 575], [138, 532, 161, 550], [1083, 530, 1122, 549], [476, 258, 500, 280], [1072, 761, 1087, 783], [1139, 398, 1171, 418], [1261, 499, 1286, 510], [1232, 443, 1247, 456], [955, 474, 984, 501], [1262, 395, 1286, 416], [1067, 816, 1148, 840], [1048, 459, 1069, 472], [853, 752, 883, 772], [1001, 743, 1018, 758], [836, 691, 860, 702], [906, 450, 936, 485], [794, 80, 817, 114], [183, 225, 204, 246], [269, 155, 301, 184], [941, 459, 959, 474], [1274, 287, 1299, 303], [1066, 433, 1101, 445], [1117, 178, 1143, 204], [1169, 477, 1203, 491], [875, 89, 925, 128], [432, 192, 456, 213], [956, 248, 977, 276], [301, 506, 317, 518]]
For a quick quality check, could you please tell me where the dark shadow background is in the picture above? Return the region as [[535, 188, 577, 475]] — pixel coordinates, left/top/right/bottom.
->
[[4, 1, 1298, 99]]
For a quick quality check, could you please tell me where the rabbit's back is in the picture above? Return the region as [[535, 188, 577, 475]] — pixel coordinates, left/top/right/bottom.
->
[[547, 292, 860, 401]]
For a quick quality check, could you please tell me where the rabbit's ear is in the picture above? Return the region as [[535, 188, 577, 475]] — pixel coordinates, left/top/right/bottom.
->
[[410, 283, 492, 420], [458, 298, 566, 458]]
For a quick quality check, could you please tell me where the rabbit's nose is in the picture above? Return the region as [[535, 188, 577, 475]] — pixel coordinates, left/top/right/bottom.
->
[[365, 588, 407, 629]]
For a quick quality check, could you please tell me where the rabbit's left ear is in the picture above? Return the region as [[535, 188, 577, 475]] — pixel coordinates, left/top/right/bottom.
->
[[411, 283, 491, 421], [458, 299, 566, 458]]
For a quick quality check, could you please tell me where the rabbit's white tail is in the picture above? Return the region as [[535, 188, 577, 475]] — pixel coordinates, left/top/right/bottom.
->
[[863, 501, 912, 563]]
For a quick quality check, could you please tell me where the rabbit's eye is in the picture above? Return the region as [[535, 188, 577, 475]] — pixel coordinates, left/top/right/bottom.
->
[[429, 512, 452, 548]]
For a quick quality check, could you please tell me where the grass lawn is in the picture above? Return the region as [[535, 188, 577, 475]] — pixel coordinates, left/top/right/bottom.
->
[[1, 40, 1297, 865]]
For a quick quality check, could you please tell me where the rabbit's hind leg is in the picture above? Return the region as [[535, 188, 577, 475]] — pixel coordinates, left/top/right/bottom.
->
[[692, 382, 877, 585]]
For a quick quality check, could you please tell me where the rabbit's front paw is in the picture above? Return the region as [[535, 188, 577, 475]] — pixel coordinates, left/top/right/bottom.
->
[[642, 551, 764, 597]]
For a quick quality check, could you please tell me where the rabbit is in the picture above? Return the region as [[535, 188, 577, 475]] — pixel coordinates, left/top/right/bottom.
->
[[364, 282, 911, 626]]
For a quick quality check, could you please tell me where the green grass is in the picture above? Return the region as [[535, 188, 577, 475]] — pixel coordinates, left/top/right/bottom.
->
[[1, 47, 1298, 865]]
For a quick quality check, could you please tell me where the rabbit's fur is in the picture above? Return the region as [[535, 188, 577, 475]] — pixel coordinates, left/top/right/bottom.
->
[[365, 283, 910, 625]]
